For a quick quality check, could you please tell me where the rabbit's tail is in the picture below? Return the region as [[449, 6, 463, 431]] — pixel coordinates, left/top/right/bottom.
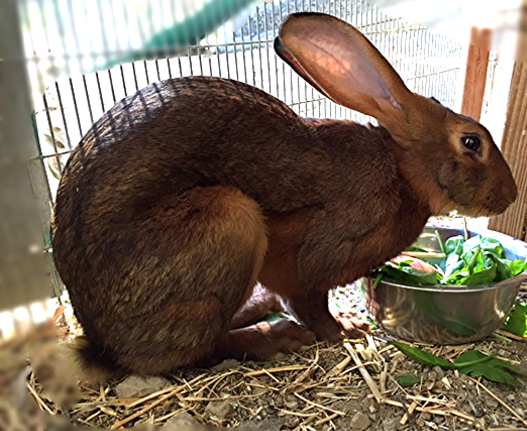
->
[[57, 335, 124, 387]]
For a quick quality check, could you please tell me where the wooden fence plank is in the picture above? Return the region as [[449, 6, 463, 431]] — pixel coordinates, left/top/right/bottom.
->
[[488, 62, 527, 241], [460, 27, 492, 121]]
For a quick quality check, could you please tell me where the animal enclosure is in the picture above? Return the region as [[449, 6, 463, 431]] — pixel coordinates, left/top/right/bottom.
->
[[1, 0, 502, 337]]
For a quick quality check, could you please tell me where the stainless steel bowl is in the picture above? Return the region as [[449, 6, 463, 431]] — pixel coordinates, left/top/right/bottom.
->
[[360, 223, 527, 345]]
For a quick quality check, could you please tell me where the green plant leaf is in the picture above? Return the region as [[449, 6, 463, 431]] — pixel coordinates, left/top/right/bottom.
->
[[390, 341, 455, 369], [443, 253, 464, 277], [479, 237, 506, 258], [445, 235, 465, 255], [454, 350, 527, 387], [392, 342, 527, 387], [378, 265, 439, 286], [459, 259, 496, 286], [463, 246, 482, 273], [434, 230, 447, 254], [371, 272, 384, 290], [489, 255, 513, 282], [502, 303, 527, 338], [510, 260, 527, 277], [397, 374, 421, 387]]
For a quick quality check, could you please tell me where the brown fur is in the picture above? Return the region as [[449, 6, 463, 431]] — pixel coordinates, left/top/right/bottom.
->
[[51, 13, 517, 384]]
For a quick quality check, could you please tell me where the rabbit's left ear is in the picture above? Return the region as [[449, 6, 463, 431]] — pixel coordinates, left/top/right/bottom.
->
[[275, 12, 414, 128]]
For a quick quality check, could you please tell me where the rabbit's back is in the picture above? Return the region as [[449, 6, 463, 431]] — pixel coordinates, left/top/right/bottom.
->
[[55, 76, 395, 236], [57, 77, 327, 221]]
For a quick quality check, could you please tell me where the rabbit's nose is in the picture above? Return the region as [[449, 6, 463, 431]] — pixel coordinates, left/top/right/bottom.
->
[[503, 180, 518, 205], [496, 176, 518, 211]]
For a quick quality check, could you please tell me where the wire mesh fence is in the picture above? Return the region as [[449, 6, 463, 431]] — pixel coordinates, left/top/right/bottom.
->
[[25, 0, 465, 203], [2, 0, 484, 336]]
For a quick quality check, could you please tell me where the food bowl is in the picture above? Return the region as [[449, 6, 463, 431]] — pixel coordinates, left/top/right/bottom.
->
[[360, 223, 527, 345]]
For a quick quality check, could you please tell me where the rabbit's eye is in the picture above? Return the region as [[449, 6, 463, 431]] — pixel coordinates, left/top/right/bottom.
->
[[461, 135, 481, 153]]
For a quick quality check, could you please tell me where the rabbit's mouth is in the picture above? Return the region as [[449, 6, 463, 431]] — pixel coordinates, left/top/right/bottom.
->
[[432, 196, 506, 219], [453, 201, 512, 219]]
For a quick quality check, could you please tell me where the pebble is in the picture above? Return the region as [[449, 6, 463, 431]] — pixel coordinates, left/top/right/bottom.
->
[[252, 387, 268, 396], [469, 401, 485, 419], [427, 371, 438, 381], [284, 416, 300, 428], [425, 380, 436, 391], [332, 400, 356, 415], [381, 417, 397, 431], [264, 405, 276, 416], [521, 392, 527, 399], [205, 400, 235, 420], [163, 412, 199, 430], [497, 349, 511, 358], [114, 376, 171, 398], [505, 394, 515, 402], [433, 366, 445, 379], [212, 359, 241, 372], [284, 397, 298, 409], [238, 418, 284, 431], [457, 393, 467, 404], [461, 402, 472, 415], [350, 411, 371, 430], [484, 397, 499, 410]]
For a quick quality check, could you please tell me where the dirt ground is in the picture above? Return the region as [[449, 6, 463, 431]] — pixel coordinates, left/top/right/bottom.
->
[[4, 281, 523, 431]]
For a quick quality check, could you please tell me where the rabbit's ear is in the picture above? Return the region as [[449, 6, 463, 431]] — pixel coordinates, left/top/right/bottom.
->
[[275, 13, 413, 126]]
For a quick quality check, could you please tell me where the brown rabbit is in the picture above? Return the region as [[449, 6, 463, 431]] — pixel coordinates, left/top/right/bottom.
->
[[51, 12, 517, 384]]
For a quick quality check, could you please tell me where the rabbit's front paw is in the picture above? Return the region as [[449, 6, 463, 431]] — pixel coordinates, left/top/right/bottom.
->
[[332, 310, 370, 340]]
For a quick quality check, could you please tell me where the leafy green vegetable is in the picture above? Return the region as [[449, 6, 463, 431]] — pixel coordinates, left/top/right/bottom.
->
[[376, 264, 439, 286], [391, 341, 527, 387], [371, 272, 384, 290], [454, 350, 527, 387], [489, 255, 513, 282], [510, 260, 527, 276], [435, 230, 447, 255], [374, 232, 527, 287], [502, 303, 527, 338], [397, 374, 421, 387], [445, 235, 464, 256], [390, 341, 455, 369]]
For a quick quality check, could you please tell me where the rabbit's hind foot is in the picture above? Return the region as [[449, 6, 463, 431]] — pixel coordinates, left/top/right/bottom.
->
[[220, 319, 316, 362]]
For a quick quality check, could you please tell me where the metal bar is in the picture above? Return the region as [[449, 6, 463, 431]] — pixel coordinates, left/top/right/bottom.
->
[[264, 0, 271, 93], [54, 82, 73, 148], [68, 77, 84, 138]]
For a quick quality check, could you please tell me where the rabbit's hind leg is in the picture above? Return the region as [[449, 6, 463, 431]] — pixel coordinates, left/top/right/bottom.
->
[[107, 186, 312, 375]]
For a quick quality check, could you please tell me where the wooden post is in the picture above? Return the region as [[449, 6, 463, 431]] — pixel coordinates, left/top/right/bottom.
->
[[488, 62, 527, 241], [488, 6, 527, 240], [0, 0, 59, 310], [460, 27, 493, 121]]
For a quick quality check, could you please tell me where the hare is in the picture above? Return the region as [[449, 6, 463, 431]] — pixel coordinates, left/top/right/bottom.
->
[[51, 12, 517, 383]]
